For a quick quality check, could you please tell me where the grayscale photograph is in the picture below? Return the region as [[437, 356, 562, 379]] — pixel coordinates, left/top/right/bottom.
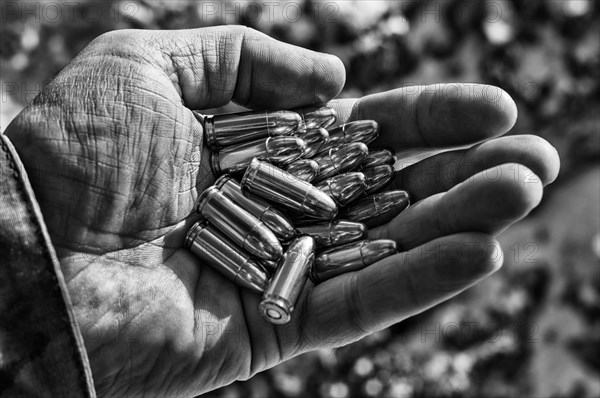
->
[[0, 1, 598, 397]]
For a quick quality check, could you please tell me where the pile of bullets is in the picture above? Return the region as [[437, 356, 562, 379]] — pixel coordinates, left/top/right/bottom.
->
[[185, 107, 410, 324]]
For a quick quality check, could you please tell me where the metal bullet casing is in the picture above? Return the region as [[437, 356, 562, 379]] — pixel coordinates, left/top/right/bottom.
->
[[363, 165, 394, 195], [196, 186, 283, 260], [259, 236, 316, 324], [342, 190, 410, 228], [211, 136, 306, 176], [203, 110, 302, 148], [313, 142, 369, 183], [185, 221, 269, 294], [214, 175, 296, 242], [361, 149, 395, 169], [318, 120, 379, 153], [255, 257, 279, 274], [296, 219, 367, 248], [285, 159, 320, 182], [311, 239, 397, 283], [242, 159, 338, 220], [314, 172, 367, 206], [293, 106, 338, 129], [294, 128, 329, 158]]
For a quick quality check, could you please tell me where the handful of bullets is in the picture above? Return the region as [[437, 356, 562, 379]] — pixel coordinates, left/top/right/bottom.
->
[[185, 107, 410, 324]]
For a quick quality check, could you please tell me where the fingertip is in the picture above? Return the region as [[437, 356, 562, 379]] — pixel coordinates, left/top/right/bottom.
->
[[467, 135, 560, 187], [542, 142, 561, 186], [238, 27, 346, 108], [518, 135, 561, 185], [466, 163, 544, 221], [312, 53, 346, 104], [422, 233, 503, 288], [493, 85, 518, 135], [467, 233, 504, 276], [470, 85, 518, 137], [426, 84, 517, 143], [503, 162, 544, 213]]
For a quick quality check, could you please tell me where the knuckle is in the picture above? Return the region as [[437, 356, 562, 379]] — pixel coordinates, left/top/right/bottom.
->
[[91, 29, 139, 47]]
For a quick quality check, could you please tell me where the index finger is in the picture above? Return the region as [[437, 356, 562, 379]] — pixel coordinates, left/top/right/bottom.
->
[[328, 84, 517, 152]]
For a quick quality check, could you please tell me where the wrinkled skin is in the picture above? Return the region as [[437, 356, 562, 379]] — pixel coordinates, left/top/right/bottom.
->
[[6, 26, 560, 397]]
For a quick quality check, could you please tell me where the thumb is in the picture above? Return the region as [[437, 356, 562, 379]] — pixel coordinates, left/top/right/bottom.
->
[[139, 25, 346, 109]]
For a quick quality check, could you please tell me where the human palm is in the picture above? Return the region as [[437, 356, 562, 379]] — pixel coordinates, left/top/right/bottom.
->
[[6, 26, 559, 397]]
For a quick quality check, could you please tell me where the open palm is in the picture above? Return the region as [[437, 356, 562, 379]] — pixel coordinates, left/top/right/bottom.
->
[[6, 26, 559, 397]]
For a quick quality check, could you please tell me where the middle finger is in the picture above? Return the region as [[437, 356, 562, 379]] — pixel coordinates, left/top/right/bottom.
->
[[368, 163, 543, 250]]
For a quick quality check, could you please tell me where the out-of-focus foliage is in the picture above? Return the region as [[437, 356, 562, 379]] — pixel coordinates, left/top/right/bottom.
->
[[1, 1, 599, 397]]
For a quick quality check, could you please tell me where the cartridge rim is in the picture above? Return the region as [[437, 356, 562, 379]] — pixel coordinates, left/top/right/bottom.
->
[[259, 295, 292, 324], [241, 158, 261, 192], [263, 136, 274, 163], [210, 151, 222, 177], [196, 185, 219, 214], [184, 220, 209, 248], [203, 116, 218, 148], [213, 174, 233, 191]]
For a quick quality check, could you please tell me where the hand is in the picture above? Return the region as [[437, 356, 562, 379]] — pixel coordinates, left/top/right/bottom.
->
[[6, 26, 560, 397]]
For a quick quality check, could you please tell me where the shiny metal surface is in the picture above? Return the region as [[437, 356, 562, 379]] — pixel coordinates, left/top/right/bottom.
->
[[294, 127, 329, 158], [293, 105, 337, 129], [314, 172, 366, 206], [363, 165, 394, 195], [342, 190, 410, 228], [196, 186, 283, 260], [185, 221, 269, 294], [255, 257, 279, 274], [242, 159, 337, 220], [313, 142, 369, 182], [211, 136, 305, 175], [318, 120, 379, 153], [284, 159, 320, 182], [361, 149, 395, 169], [203, 110, 302, 147], [296, 219, 367, 248], [214, 175, 296, 242], [259, 236, 315, 324], [311, 239, 397, 282]]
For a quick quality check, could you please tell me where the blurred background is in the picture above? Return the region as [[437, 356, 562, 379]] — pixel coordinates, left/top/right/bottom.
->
[[1, 0, 598, 396]]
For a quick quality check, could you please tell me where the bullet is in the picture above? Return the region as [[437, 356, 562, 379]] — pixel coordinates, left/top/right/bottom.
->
[[196, 186, 283, 260], [312, 142, 369, 183], [361, 149, 395, 169], [214, 175, 296, 242], [242, 159, 338, 220], [342, 190, 410, 228], [293, 105, 338, 129], [311, 239, 397, 283], [318, 120, 379, 153], [185, 221, 269, 294], [284, 158, 320, 183], [203, 110, 302, 148], [259, 236, 315, 324], [255, 257, 279, 274], [314, 172, 366, 206], [294, 127, 329, 158], [296, 219, 367, 248], [363, 165, 394, 195], [211, 136, 306, 176]]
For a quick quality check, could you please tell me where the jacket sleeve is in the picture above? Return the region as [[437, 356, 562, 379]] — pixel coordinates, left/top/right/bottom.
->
[[0, 133, 95, 397]]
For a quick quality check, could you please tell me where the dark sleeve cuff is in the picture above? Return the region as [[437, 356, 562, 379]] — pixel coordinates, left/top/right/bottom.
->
[[0, 133, 95, 397]]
